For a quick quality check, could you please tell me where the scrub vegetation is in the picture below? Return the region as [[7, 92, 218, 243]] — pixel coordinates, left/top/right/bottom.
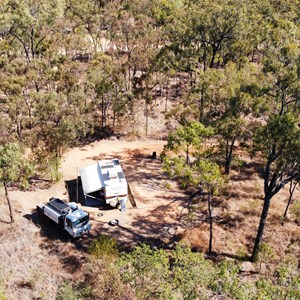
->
[[0, 0, 299, 299]]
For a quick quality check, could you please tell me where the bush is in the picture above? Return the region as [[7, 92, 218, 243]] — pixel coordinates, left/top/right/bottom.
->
[[59, 240, 300, 300], [88, 235, 119, 261], [85, 260, 134, 300], [56, 282, 83, 300], [119, 244, 172, 299], [0, 275, 7, 300], [292, 201, 300, 221]]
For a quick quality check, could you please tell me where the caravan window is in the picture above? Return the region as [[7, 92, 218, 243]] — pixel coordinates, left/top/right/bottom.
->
[[118, 172, 125, 179]]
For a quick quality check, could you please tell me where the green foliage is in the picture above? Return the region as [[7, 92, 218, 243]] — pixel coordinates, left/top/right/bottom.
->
[[85, 259, 133, 300], [118, 242, 256, 299], [164, 121, 218, 190], [255, 271, 300, 300], [63, 241, 300, 300], [292, 201, 300, 220], [166, 121, 214, 155], [210, 260, 252, 299], [56, 282, 84, 300], [170, 243, 213, 299], [119, 242, 213, 299], [119, 244, 172, 299], [192, 160, 224, 194], [276, 256, 298, 286], [0, 143, 34, 186], [256, 243, 275, 265], [88, 235, 119, 261], [0, 276, 7, 300]]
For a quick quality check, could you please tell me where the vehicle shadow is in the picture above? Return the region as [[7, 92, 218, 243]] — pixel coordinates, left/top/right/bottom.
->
[[23, 209, 92, 273]]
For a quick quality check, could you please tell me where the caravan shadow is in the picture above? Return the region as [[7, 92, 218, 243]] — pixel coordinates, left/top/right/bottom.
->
[[65, 177, 112, 209]]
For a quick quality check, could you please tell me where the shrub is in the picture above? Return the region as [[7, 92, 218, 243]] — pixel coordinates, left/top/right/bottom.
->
[[88, 235, 119, 261], [0, 273, 7, 300], [292, 201, 300, 222], [256, 243, 275, 270], [85, 260, 134, 300], [210, 260, 253, 299], [56, 282, 83, 300], [119, 244, 172, 299]]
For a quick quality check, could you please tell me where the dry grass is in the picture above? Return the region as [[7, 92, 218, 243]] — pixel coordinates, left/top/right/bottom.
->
[[0, 198, 85, 300], [0, 116, 299, 299], [182, 154, 300, 268]]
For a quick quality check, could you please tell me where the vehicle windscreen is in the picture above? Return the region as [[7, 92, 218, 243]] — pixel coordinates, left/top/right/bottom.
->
[[72, 215, 89, 229]]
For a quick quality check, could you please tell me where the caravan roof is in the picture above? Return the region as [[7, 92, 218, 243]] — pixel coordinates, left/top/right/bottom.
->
[[80, 159, 126, 196]]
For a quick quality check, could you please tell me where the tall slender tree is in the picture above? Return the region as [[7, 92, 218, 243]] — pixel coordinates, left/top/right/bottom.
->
[[0, 143, 33, 223]]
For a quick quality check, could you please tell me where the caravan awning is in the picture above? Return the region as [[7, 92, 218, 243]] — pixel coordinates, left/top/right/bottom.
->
[[80, 163, 104, 195]]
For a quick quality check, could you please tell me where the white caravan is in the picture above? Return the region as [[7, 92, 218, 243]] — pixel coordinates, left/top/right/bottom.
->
[[80, 159, 128, 208]]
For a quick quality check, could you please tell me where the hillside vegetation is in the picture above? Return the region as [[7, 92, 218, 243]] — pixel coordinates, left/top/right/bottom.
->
[[0, 0, 299, 299]]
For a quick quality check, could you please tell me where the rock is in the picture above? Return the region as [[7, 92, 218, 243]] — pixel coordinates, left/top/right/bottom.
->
[[260, 263, 267, 274], [240, 261, 255, 272], [168, 227, 177, 235]]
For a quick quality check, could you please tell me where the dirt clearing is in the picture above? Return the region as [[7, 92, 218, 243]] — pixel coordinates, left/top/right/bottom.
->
[[0, 138, 188, 299], [0, 138, 299, 299]]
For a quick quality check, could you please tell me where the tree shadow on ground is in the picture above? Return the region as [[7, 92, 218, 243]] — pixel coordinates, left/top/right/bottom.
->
[[207, 251, 251, 262], [76, 126, 122, 147], [23, 209, 93, 273], [230, 161, 264, 181], [0, 217, 11, 224], [217, 215, 245, 229], [91, 190, 189, 252]]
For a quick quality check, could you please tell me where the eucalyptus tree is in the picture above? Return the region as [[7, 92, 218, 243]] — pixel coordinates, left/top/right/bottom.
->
[[210, 63, 258, 174], [86, 54, 118, 129], [282, 179, 299, 225], [163, 121, 223, 254], [193, 161, 223, 254], [0, 143, 33, 223], [252, 113, 300, 261], [2, 0, 65, 64], [165, 120, 213, 165], [250, 40, 300, 261]]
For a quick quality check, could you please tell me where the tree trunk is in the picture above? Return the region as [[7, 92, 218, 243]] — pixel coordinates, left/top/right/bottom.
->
[[225, 137, 235, 175], [208, 191, 213, 254], [199, 85, 205, 123], [101, 95, 105, 129], [210, 46, 218, 68], [186, 145, 190, 165], [282, 181, 298, 225], [4, 184, 14, 223], [145, 106, 149, 137], [251, 194, 271, 261], [165, 87, 168, 113]]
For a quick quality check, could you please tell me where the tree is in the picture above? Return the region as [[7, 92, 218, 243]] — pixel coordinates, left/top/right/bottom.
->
[[164, 121, 223, 253], [0, 143, 33, 222], [3, 0, 64, 64], [218, 117, 246, 175], [251, 113, 300, 261], [282, 179, 298, 225], [250, 39, 300, 261], [165, 120, 213, 165], [191, 160, 224, 254]]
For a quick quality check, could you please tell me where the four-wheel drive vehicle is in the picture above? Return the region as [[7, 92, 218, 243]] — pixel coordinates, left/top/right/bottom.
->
[[37, 197, 91, 238]]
